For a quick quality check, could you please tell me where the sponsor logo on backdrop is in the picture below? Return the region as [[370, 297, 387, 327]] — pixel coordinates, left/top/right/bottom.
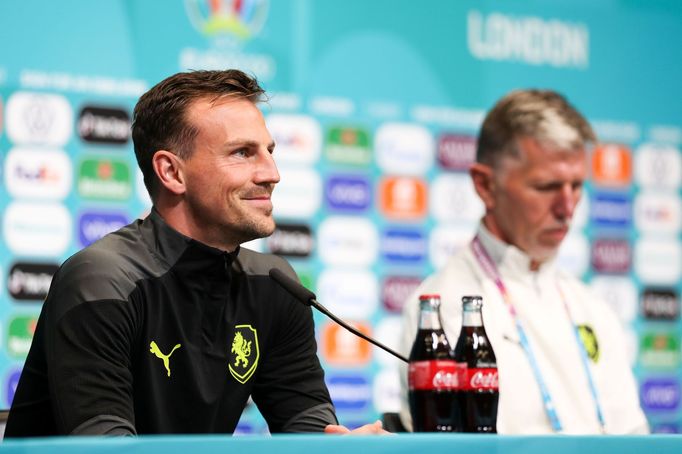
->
[[324, 126, 371, 165], [382, 276, 422, 313], [635, 238, 682, 285], [271, 167, 321, 218], [557, 233, 590, 278], [430, 173, 485, 223], [589, 276, 637, 323], [467, 10, 589, 69], [381, 228, 427, 264], [641, 378, 681, 412], [430, 173, 482, 224], [318, 217, 378, 266], [4, 202, 71, 256], [641, 288, 680, 321], [322, 322, 372, 366], [5, 368, 22, 407], [8, 262, 58, 301], [635, 144, 682, 189], [373, 316, 403, 367], [8, 315, 38, 358], [77, 105, 130, 144], [634, 191, 681, 234], [6, 92, 73, 146], [429, 224, 475, 269], [640, 333, 681, 369], [437, 134, 476, 170], [590, 238, 630, 273], [267, 114, 321, 165], [317, 269, 378, 319], [78, 157, 132, 200], [266, 223, 313, 257], [4, 148, 72, 200], [326, 374, 371, 412], [373, 369, 401, 413], [590, 192, 631, 228], [591, 144, 632, 187], [78, 211, 129, 247], [379, 177, 427, 219], [325, 175, 371, 212], [375, 123, 434, 175]]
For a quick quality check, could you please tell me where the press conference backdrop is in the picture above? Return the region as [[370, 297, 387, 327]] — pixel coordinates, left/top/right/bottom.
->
[[0, 0, 681, 434]]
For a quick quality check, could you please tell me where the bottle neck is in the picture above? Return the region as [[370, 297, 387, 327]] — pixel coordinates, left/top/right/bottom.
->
[[418, 303, 442, 330], [461, 309, 483, 327]]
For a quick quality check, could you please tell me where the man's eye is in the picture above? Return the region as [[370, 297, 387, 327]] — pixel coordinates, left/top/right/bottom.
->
[[535, 185, 556, 192]]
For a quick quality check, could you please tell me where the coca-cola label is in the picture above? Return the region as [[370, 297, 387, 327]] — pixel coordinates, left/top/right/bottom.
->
[[462, 368, 499, 391], [408, 360, 464, 391]]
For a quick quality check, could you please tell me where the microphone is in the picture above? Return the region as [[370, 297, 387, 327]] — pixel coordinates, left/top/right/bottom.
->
[[269, 268, 409, 363]]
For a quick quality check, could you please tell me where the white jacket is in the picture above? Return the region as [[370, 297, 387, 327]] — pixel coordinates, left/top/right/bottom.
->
[[399, 225, 649, 434]]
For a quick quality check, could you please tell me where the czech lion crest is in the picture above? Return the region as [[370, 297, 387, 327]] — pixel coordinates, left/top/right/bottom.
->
[[577, 324, 600, 363], [229, 324, 259, 384]]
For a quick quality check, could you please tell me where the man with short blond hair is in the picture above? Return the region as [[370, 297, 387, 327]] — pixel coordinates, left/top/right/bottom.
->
[[399, 89, 648, 434]]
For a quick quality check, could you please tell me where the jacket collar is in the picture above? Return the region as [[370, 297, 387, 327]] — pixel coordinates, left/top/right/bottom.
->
[[140, 208, 239, 276], [475, 222, 558, 280]]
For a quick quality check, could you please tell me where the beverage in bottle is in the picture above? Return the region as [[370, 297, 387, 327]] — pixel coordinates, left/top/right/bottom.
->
[[453, 295, 499, 433], [408, 294, 463, 432]]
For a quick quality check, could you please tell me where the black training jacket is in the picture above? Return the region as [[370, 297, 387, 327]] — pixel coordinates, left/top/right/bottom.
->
[[5, 209, 336, 436]]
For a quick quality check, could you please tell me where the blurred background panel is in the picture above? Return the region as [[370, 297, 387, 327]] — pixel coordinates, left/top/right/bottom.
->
[[0, 0, 680, 435]]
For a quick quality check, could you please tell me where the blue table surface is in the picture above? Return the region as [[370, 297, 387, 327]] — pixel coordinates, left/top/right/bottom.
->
[[1, 434, 681, 453]]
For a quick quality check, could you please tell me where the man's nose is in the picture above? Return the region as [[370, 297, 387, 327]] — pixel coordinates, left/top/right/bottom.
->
[[554, 185, 578, 220], [255, 151, 280, 184]]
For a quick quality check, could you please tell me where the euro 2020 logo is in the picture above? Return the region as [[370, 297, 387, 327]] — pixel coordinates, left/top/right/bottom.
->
[[185, 0, 269, 42]]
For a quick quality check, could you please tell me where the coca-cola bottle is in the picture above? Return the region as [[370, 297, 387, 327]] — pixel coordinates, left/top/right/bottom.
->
[[454, 295, 499, 433], [408, 294, 463, 432]]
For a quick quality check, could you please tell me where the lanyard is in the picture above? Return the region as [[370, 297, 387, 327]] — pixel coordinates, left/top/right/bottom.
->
[[471, 236, 606, 433]]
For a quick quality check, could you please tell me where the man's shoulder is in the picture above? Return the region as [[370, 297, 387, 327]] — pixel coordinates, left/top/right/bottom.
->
[[63, 224, 150, 275], [53, 223, 158, 306]]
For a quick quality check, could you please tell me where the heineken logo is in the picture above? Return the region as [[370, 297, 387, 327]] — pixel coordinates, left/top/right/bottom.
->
[[78, 157, 132, 200]]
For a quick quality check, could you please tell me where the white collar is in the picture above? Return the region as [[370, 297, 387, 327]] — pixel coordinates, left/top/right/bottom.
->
[[475, 222, 558, 280]]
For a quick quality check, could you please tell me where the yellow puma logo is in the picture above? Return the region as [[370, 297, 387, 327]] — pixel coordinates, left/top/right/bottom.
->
[[149, 341, 181, 377]]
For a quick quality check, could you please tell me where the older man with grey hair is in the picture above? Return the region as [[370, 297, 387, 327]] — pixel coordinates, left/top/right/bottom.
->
[[399, 89, 648, 434]]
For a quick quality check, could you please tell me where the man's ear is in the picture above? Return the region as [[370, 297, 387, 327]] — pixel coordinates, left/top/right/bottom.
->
[[469, 162, 496, 210], [152, 150, 186, 196]]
